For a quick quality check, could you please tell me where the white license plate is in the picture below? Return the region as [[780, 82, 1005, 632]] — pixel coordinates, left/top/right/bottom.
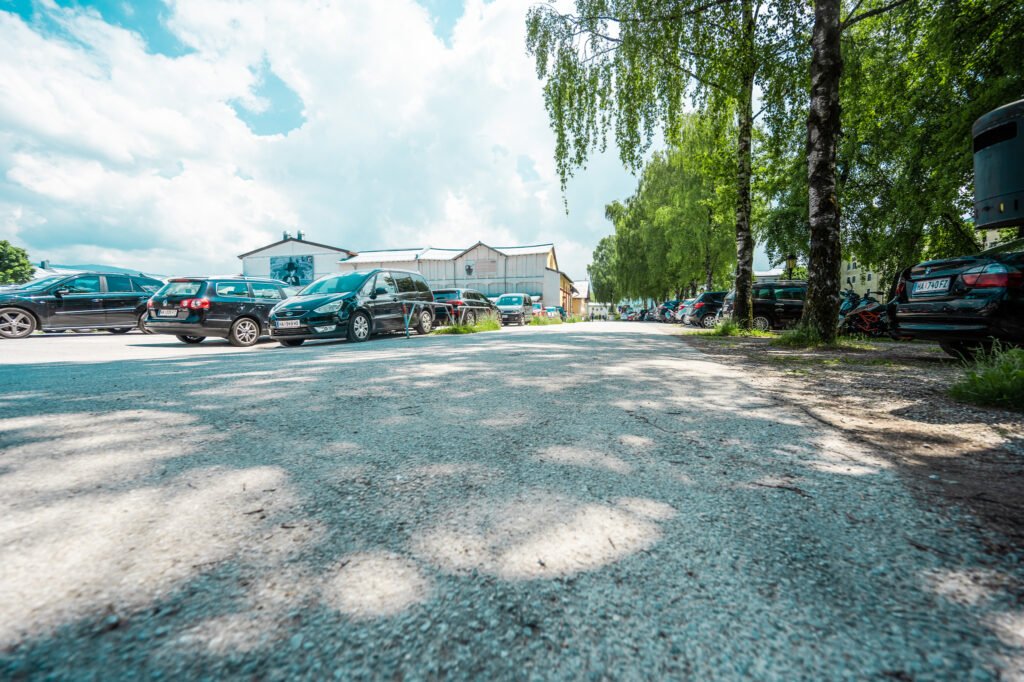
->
[[157, 309, 178, 317], [276, 320, 301, 329], [913, 278, 950, 295]]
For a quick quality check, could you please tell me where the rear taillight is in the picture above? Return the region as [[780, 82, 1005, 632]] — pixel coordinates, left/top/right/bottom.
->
[[146, 299, 155, 308], [450, 300, 464, 306], [962, 264, 1019, 288], [895, 280, 905, 297], [693, 302, 705, 309], [180, 298, 211, 310]]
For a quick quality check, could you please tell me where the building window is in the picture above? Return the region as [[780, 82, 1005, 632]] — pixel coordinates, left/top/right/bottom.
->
[[867, 273, 872, 281]]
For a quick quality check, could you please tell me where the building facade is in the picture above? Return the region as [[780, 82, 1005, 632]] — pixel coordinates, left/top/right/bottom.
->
[[842, 257, 882, 296], [238, 233, 355, 286], [337, 242, 575, 310]]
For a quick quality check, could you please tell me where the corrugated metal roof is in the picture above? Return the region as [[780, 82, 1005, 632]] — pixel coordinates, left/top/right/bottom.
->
[[418, 248, 461, 261], [493, 244, 554, 256], [341, 249, 424, 264]]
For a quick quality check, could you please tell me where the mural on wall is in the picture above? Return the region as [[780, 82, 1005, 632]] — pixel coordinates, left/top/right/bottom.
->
[[270, 255, 314, 286]]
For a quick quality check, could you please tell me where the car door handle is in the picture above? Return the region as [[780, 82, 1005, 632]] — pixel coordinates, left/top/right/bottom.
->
[[91, 298, 103, 302]]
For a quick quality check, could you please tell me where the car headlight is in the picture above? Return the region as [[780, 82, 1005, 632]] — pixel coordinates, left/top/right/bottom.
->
[[314, 300, 345, 314]]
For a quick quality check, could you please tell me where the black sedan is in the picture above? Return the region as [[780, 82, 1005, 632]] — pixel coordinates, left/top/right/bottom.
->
[[889, 238, 1023, 357], [0, 272, 163, 339]]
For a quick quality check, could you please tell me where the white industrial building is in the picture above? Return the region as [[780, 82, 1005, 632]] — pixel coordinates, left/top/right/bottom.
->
[[238, 232, 355, 285], [337, 242, 576, 310], [237, 236, 576, 309]]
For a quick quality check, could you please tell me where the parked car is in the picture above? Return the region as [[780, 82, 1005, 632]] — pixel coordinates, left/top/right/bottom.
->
[[545, 306, 567, 320], [684, 291, 728, 327], [495, 293, 534, 325], [657, 300, 681, 322], [0, 272, 164, 339], [146, 277, 293, 346], [269, 269, 434, 347], [432, 288, 499, 325], [889, 238, 1023, 357], [718, 281, 807, 330], [671, 299, 694, 323]]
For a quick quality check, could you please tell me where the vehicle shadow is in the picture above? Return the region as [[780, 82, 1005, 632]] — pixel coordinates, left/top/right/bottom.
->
[[1, 327, 1021, 679]]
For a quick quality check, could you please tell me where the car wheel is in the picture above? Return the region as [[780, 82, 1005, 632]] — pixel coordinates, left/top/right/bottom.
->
[[0, 308, 36, 339], [109, 328, 132, 334], [138, 313, 154, 334], [228, 317, 261, 347], [280, 339, 305, 347], [348, 311, 371, 342], [701, 314, 717, 329], [415, 310, 433, 334], [939, 340, 993, 361], [176, 335, 205, 344], [752, 315, 772, 332], [464, 310, 477, 326]]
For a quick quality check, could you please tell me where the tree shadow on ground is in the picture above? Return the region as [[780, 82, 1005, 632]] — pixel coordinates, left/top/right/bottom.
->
[[1, 326, 1022, 679]]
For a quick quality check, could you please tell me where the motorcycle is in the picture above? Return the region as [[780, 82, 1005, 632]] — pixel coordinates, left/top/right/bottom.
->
[[838, 289, 889, 337]]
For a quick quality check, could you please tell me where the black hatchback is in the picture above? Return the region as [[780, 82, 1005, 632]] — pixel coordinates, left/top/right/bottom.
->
[[0, 272, 163, 339], [146, 277, 293, 346], [269, 269, 435, 346], [889, 238, 1023, 357], [683, 291, 728, 327], [719, 281, 807, 330]]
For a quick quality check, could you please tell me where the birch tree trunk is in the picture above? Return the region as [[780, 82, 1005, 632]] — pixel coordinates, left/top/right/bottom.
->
[[803, 0, 843, 341], [732, 0, 756, 328]]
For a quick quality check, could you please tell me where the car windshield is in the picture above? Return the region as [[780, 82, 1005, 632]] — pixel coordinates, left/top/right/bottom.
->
[[300, 272, 369, 296], [980, 238, 1024, 256], [433, 290, 460, 300], [497, 295, 523, 305], [15, 275, 67, 291], [157, 281, 204, 296]]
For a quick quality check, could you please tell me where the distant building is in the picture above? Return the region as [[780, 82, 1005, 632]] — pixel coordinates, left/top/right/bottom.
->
[[338, 242, 575, 310], [842, 258, 882, 296], [571, 280, 590, 317], [238, 231, 355, 286], [754, 268, 785, 283]]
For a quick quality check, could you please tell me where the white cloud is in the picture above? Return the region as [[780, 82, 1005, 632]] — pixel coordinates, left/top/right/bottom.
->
[[0, 0, 637, 279]]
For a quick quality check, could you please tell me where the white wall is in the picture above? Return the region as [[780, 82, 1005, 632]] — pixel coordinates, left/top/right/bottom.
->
[[241, 241, 348, 282]]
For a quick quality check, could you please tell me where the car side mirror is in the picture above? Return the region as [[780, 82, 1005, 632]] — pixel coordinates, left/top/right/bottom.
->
[[374, 287, 388, 296], [54, 287, 69, 297]]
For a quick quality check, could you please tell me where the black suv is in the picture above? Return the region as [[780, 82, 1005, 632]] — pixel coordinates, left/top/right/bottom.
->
[[0, 272, 163, 339], [719, 281, 807, 330], [432, 288, 499, 325], [146, 277, 293, 346], [269, 269, 434, 346], [889, 238, 1023, 357]]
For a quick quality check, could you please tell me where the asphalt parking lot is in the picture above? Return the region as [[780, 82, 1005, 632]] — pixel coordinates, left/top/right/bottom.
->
[[1, 322, 1022, 679]]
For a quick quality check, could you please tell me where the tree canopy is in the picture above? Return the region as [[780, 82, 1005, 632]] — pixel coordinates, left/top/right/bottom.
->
[[0, 241, 33, 285]]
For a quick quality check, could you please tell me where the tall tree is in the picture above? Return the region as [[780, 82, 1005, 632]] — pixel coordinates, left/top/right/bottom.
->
[[587, 236, 619, 305], [0, 241, 33, 285], [526, 1, 808, 327]]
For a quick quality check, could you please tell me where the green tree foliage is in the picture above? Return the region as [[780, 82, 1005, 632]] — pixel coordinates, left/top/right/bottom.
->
[[587, 236, 619, 304], [601, 113, 737, 301], [839, 0, 1024, 284], [526, 0, 808, 326], [0, 241, 33, 285]]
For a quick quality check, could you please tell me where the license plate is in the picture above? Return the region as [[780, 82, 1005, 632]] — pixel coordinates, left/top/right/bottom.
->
[[276, 320, 301, 329], [157, 309, 178, 317], [913, 278, 950, 295]]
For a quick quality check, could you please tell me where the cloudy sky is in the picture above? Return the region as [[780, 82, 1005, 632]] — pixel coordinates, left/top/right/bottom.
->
[[0, 0, 663, 281]]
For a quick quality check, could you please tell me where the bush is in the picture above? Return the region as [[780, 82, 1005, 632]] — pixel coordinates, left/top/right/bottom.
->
[[432, 318, 502, 335], [950, 346, 1024, 411]]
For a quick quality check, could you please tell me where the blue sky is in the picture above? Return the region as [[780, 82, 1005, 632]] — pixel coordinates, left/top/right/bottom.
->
[[0, 0, 771, 280]]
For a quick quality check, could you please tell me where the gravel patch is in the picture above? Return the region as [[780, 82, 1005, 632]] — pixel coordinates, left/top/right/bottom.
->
[[0, 323, 1022, 679]]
